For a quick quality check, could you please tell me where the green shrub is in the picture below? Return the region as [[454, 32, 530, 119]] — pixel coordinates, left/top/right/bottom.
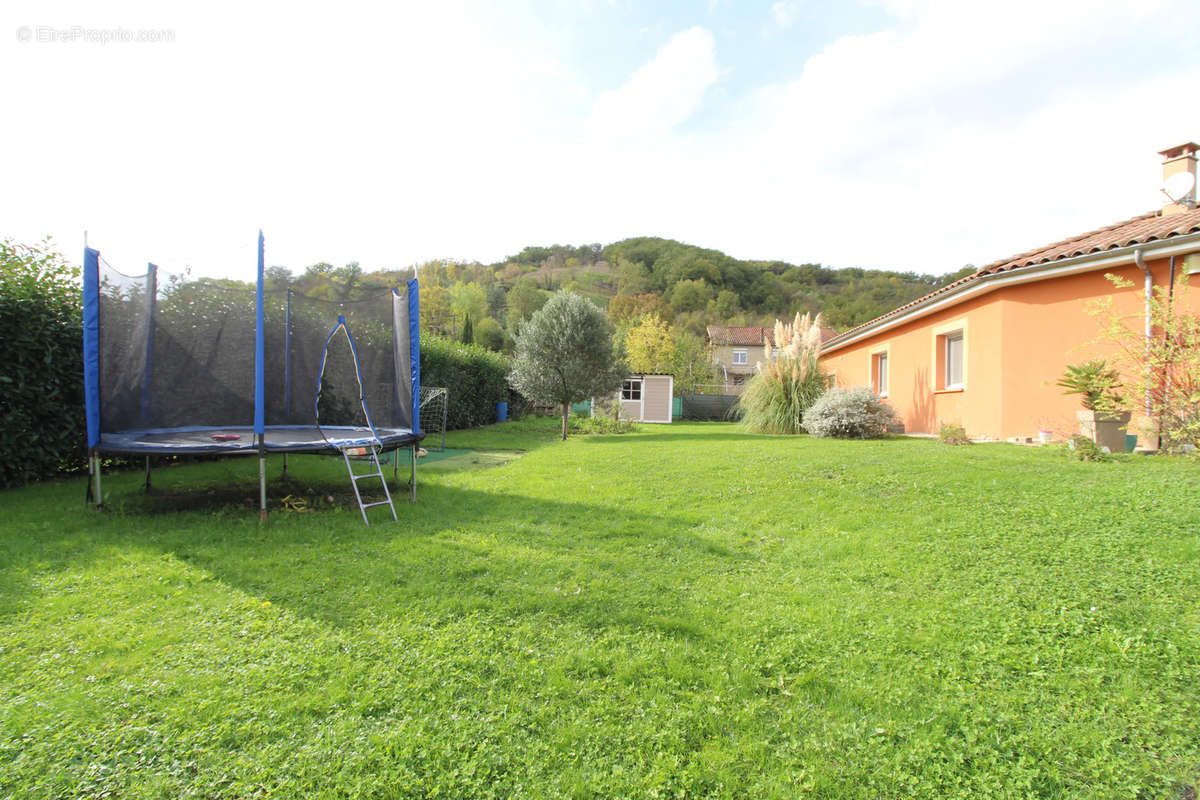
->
[[1066, 434, 1112, 462], [0, 239, 86, 487], [1057, 359, 1123, 411], [420, 336, 518, 430], [802, 386, 897, 439], [570, 415, 637, 435], [738, 313, 828, 434], [939, 423, 972, 446]]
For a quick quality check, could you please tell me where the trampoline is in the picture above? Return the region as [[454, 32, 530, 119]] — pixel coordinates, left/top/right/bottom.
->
[[98, 425, 421, 455], [82, 232, 423, 518]]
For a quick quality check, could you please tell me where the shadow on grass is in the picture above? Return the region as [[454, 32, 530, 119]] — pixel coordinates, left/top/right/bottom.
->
[[0, 457, 751, 642], [580, 431, 786, 445]]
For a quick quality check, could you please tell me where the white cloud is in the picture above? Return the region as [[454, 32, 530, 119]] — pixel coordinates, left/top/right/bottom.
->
[[2, 0, 1199, 285], [567, 0, 1200, 275], [586, 27, 718, 140], [0, 0, 589, 275], [707, 0, 1200, 271], [770, 1, 800, 29]]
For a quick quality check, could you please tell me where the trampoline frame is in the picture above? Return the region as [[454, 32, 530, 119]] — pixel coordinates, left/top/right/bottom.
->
[[82, 232, 423, 519]]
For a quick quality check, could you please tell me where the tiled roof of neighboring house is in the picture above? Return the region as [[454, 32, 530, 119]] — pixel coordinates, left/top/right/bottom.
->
[[825, 205, 1200, 348], [707, 324, 841, 346], [706, 326, 771, 346]]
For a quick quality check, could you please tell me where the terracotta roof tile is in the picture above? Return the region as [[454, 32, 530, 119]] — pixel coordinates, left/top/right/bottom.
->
[[706, 324, 841, 346], [825, 205, 1200, 348], [706, 326, 772, 346]]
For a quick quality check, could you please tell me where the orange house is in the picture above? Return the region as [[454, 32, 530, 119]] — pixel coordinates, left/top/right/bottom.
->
[[818, 143, 1200, 443]]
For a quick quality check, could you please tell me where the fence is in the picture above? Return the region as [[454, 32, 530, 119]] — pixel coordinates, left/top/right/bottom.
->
[[679, 394, 740, 421]]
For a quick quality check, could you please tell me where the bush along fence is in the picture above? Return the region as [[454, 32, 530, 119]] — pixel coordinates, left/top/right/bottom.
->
[[420, 335, 521, 430]]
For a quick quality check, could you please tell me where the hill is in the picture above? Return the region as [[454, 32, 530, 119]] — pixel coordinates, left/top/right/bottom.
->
[[279, 237, 975, 349]]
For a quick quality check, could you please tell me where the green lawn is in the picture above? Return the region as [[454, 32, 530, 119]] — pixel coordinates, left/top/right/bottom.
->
[[1, 420, 1198, 799]]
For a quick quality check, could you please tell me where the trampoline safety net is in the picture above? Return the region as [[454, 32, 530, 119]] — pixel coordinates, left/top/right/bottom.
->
[[83, 240, 421, 456], [97, 265, 257, 432]]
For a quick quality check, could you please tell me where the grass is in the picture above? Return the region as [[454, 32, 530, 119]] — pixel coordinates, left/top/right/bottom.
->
[[2, 419, 1199, 798]]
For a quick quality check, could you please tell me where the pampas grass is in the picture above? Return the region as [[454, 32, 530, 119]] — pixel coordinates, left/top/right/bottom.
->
[[737, 312, 829, 434]]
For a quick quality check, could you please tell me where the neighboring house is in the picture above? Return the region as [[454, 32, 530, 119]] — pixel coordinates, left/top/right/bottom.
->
[[706, 324, 838, 393], [818, 142, 1200, 443]]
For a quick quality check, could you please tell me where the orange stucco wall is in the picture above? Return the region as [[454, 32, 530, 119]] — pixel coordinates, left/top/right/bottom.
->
[[818, 256, 1197, 441]]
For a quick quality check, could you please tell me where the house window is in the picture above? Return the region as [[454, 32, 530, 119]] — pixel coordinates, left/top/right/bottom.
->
[[944, 331, 964, 389], [621, 379, 642, 401], [873, 352, 889, 396], [732, 349, 748, 365]]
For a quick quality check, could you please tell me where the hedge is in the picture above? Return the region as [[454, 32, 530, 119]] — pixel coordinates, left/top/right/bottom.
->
[[0, 240, 86, 487], [420, 336, 520, 430]]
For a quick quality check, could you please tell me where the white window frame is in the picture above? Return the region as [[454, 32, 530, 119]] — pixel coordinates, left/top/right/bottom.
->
[[944, 332, 964, 390], [731, 348, 749, 366], [621, 378, 643, 401], [869, 343, 890, 398], [931, 319, 968, 392]]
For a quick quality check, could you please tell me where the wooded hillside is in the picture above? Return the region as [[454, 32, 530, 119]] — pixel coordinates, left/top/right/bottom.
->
[[273, 237, 974, 351]]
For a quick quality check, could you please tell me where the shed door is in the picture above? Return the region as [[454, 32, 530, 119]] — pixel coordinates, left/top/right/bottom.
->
[[641, 376, 673, 423]]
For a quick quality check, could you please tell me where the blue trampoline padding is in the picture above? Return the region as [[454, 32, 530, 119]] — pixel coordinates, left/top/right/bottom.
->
[[408, 278, 420, 435], [83, 248, 101, 449], [254, 231, 266, 436], [98, 425, 422, 455]]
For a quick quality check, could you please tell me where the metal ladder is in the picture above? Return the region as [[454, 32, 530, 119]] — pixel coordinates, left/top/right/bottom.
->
[[340, 445, 398, 525]]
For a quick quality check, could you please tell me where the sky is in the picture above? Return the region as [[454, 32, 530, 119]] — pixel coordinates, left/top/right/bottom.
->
[[3, 0, 1199, 281]]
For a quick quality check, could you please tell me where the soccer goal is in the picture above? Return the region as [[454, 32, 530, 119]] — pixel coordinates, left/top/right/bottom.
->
[[419, 386, 448, 451]]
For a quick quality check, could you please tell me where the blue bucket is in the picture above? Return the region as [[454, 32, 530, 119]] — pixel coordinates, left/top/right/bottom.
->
[[496, 401, 508, 422]]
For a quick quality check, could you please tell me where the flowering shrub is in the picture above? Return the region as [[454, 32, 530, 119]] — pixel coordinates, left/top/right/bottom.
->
[[802, 386, 897, 439], [1089, 274, 1200, 450], [938, 423, 972, 446], [738, 312, 829, 434]]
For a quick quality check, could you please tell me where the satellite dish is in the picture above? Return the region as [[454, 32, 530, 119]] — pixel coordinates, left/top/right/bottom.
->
[[1162, 170, 1196, 203]]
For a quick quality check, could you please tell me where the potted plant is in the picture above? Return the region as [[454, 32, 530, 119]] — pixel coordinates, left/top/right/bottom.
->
[[1056, 360, 1129, 452]]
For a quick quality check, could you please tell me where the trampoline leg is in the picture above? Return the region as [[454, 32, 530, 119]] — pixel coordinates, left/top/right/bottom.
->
[[409, 444, 416, 504], [259, 452, 267, 523], [144, 456, 151, 492], [282, 453, 288, 479], [91, 452, 103, 510]]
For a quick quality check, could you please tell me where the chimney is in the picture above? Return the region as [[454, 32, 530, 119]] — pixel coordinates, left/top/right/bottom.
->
[[1158, 142, 1199, 216]]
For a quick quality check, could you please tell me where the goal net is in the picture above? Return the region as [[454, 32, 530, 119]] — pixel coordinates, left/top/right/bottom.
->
[[419, 386, 448, 451]]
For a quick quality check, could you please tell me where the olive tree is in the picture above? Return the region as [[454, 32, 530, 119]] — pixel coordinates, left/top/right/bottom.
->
[[508, 290, 626, 439]]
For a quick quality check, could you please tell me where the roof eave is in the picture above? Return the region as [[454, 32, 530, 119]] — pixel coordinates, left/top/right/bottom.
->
[[820, 231, 1200, 355]]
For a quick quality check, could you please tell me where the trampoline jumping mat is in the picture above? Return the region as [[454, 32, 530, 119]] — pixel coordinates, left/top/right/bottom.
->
[[98, 425, 422, 455]]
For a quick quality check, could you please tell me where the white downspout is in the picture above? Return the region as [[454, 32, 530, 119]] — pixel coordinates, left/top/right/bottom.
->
[[1134, 248, 1153, 341], [1133, 249, 1154, 420]]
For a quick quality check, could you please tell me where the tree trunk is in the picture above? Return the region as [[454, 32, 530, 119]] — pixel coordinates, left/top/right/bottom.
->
[[561, 401, 569, 440]]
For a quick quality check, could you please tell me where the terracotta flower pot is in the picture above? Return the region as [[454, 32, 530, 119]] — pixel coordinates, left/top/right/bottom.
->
[[1076, 409, 1132, 452]]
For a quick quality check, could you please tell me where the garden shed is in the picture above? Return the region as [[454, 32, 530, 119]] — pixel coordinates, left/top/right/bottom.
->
[[615, 374, 674, 423]]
